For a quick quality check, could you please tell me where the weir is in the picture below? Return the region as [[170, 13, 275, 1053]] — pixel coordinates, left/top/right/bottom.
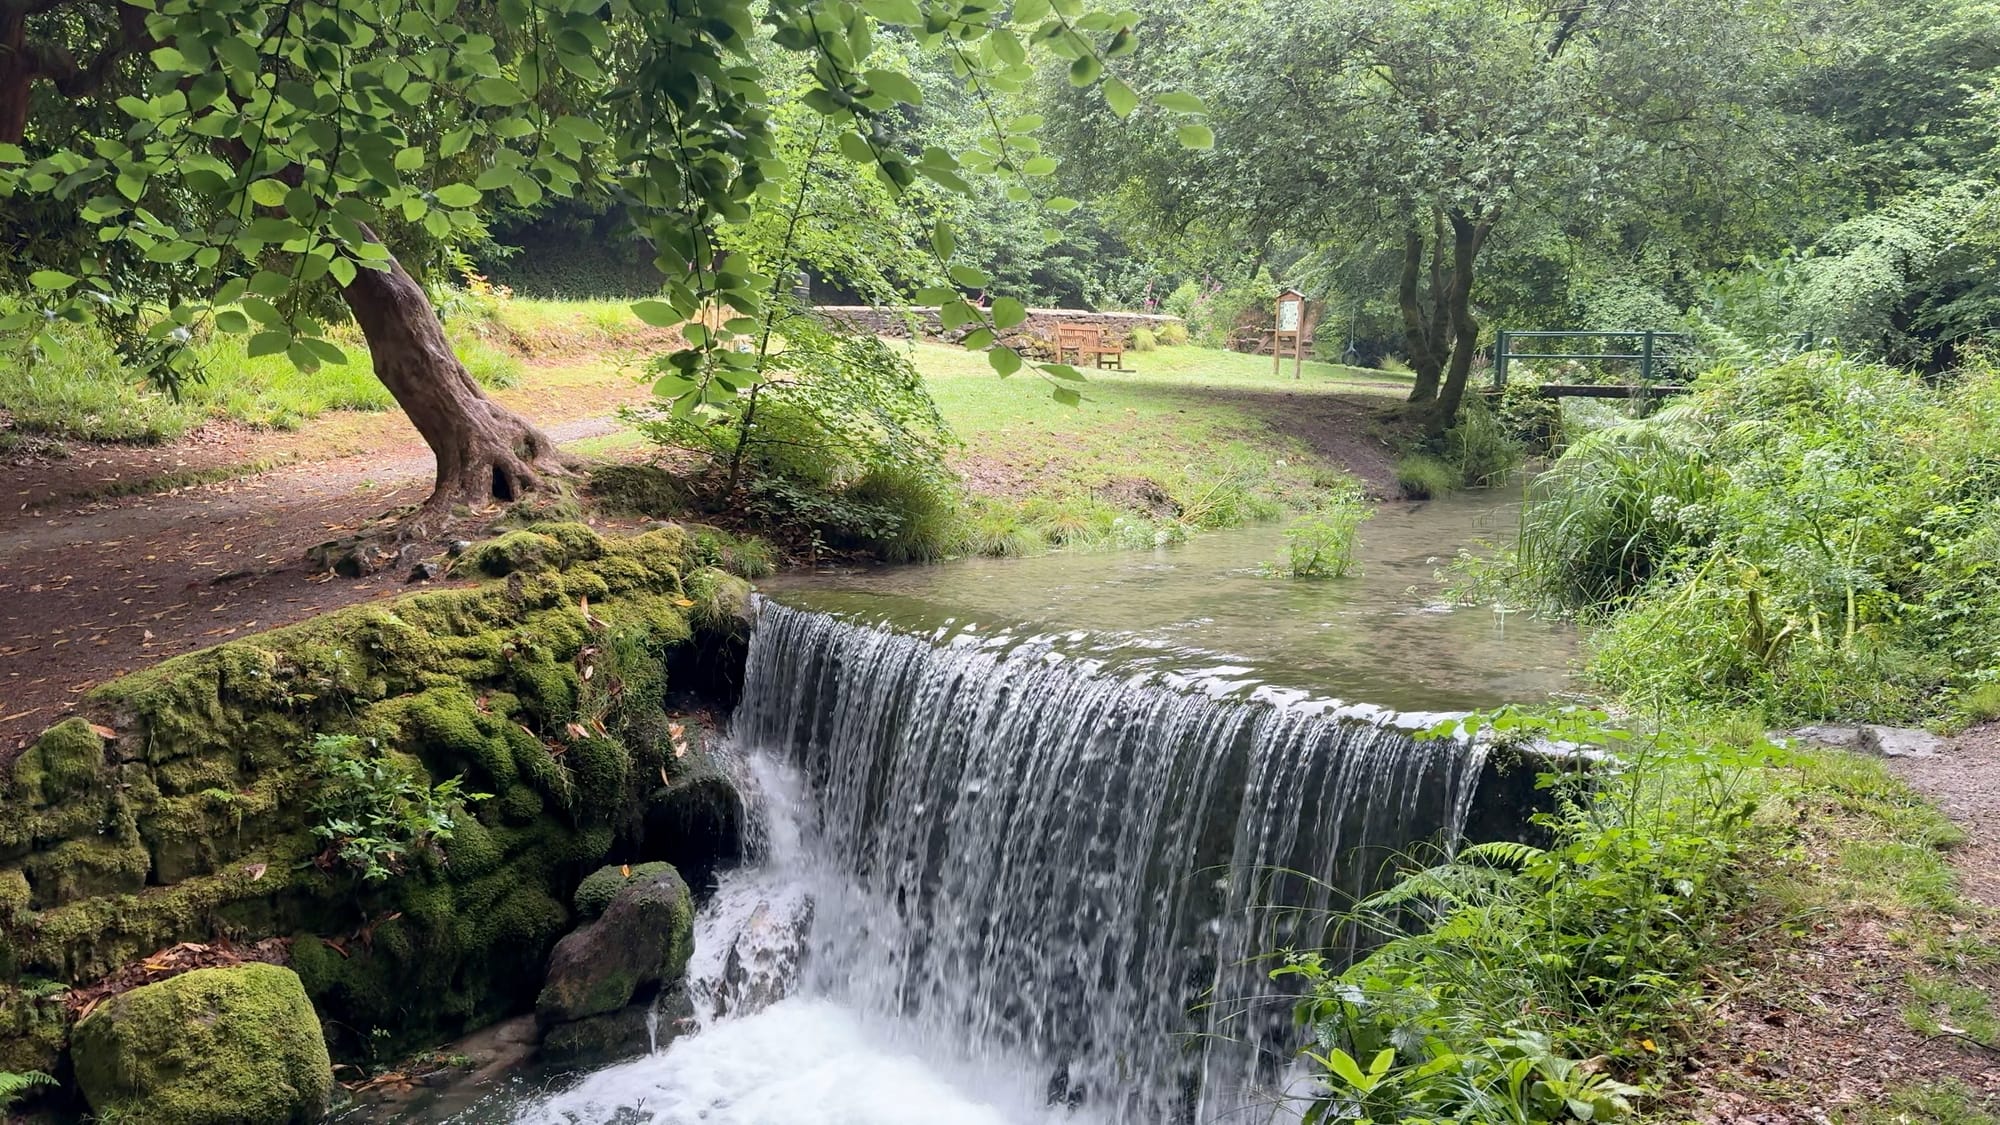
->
[[729, 600, 1507, 1120], [516, 595, 1545, 1123]]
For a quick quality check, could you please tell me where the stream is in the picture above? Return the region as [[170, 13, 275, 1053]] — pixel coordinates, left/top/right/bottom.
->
[[426, 495, 1574, 1123]]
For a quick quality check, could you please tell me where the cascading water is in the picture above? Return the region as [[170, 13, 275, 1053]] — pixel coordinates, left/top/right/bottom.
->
[[514, 599, 1498, 1125]]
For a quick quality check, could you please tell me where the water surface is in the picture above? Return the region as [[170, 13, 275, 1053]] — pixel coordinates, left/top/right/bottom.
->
[[765, 492, 1573, 712]]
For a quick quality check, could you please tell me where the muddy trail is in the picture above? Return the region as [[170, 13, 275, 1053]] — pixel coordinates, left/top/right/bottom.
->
[[0, 381, 647, 756]]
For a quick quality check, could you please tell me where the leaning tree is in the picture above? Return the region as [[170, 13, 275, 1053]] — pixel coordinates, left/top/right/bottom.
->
[[1, 0, 1204, 529]]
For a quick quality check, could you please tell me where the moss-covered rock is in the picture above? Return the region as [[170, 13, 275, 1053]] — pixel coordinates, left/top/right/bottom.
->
[[72, 963, 334, 1125], [572, 862, 676, 920], [0, 984, 70, 1075], [537, 865, 694, 1024], [587, 463, 696, 517]]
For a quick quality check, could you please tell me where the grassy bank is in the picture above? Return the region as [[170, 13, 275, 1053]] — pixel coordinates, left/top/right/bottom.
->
[[0, 295, 649, 445]]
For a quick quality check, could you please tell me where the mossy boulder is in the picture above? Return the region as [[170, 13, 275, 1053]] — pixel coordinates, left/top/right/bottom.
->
[[537, 865, 694, 1024], [71, 963, 333, 1125], [573, 861, 678, 920]]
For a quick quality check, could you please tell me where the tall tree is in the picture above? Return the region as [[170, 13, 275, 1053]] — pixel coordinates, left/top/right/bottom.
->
[[1067, 0, 1806, 428], [1, 0, 1202, 531]]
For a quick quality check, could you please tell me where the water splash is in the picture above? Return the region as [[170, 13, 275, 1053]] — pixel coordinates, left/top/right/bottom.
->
[[507, 602, 1496, 1124]]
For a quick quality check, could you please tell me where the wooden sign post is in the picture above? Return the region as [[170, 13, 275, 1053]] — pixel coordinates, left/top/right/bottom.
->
[[1273, 287, 1311, 379]]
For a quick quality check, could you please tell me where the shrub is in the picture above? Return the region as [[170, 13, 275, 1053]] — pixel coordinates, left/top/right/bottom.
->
[[1157, 321, 1191, 347], [1443, 396, 1523, 487], [1279, 710, 1774, 1123], [1396, 454, 1457, 500], [303, 734, 490, 882], [840, 464, 964, 563], [1129, 327, 1158, 351], [1283, 490, 1371, 579], [1514, 422, 1717, 609], [1514, 352, 2000, 724]]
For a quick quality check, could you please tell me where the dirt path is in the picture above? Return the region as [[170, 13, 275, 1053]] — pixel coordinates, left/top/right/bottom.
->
[[1688, 722, 2000, 1124], [0, 367, 649, 755]]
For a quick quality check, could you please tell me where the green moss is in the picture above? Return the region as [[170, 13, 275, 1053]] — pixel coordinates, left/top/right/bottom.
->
[[684, 567, 753, 636], [72, 963, 333, 1124], [573, 861, 676, 919], [569, 737, 630, 814], [10, 719, 108, 805], [523, 521, 608, 562], [0, 868, 28, 925], [0, 518, 710, 1070], [23, 833, 151, 910], [587, 463, 693, 517], [0, 985, 70, 1075], [454, 530, 566, 578]]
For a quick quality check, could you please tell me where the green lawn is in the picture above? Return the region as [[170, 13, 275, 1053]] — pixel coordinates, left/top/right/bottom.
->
[[914, 340, 1402, 498], [0, 296, 606, 444]]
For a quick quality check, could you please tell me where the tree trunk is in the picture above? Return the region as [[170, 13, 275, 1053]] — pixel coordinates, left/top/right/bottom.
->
[[1399, 227, 1442, 403], [1430, 211, 1487, 432], [338, 244, 564, 531], [0, 7, 33, 143]]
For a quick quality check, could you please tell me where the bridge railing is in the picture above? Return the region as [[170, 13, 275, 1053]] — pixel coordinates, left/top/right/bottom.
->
[[1492, 329, 1698, 398]]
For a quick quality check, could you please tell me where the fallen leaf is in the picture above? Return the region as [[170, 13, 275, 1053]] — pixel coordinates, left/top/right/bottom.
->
[[245, 862, 268, 882], [87, 722, 116, 740], [620, 864, 632, 878]]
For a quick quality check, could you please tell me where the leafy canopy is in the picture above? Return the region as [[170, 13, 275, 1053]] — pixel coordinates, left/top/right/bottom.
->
[[0, 0, 1209, 403]]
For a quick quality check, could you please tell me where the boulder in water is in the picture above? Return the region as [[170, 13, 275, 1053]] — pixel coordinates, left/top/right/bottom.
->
[[537, 864, 695, 1024], [71, 963, 333, 1124], [642, 765, 743, 890], [540, 990, 694, 1070]]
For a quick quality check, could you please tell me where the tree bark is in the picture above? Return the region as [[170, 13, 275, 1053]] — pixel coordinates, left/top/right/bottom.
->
[[1431, 210, 1487, 432], [338, 243, 565, 531], [1399, 227, 1442, 403]]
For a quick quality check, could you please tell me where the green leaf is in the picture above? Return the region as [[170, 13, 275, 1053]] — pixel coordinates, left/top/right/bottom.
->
[[328, 257, 357, 287], [1046, 196, 1081, 212], [1068, 54, 1102, 86], [932, 221, 956, 260], [394, 146, 425, 171], [246, 331, 290, 358], [1052, 385, 1082, 406], [862, 0, 924, 25], [1327, 1048, 1367, 1089], [1155, 91, 1209, 115], [961, 327, 995, 349], [433, 183, 482, 208], [992, 297, 1028, 329], [214, 309, 250, 334], [473, 77, 526, 106], [28, 270, 78, 291], [1022, 155, 1059, 176], [1177, 124, 1216, 150], [1104, 77, 1138, 118], [1042, 363, 1087, 381], [949, 265, 989, 288], [248, 179, 289, 207], [865, 69, 924, 105], [631, 299, 678, 327], [989, 346, 1023, 375]]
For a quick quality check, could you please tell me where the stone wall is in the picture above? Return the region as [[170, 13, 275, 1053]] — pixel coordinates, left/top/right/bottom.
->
[[816, 305, 1183, 344], [0, 523, 757, 1102]]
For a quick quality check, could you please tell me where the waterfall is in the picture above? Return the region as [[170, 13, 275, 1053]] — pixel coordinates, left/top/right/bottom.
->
[[729, 600, 1491, 1122]]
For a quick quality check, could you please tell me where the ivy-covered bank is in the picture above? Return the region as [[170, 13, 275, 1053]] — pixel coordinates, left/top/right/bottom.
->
[[0, 521, 755, 1120]]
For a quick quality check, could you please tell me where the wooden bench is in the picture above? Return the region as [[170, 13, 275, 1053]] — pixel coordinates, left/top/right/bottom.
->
[[1055, 322, 1126, 370]]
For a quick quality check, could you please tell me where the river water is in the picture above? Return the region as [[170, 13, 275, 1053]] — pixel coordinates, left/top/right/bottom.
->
[[431, 496, 1574, 1124]]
